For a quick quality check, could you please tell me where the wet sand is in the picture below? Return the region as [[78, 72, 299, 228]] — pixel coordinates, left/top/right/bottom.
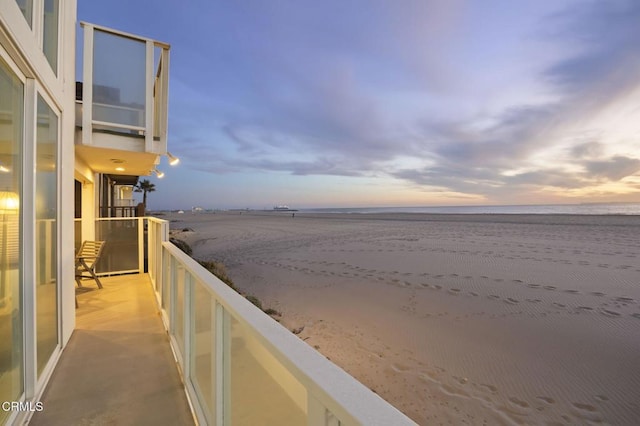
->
[[168, 211, 640, 425]]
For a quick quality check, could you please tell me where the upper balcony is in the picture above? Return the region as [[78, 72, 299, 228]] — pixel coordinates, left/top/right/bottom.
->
[[75, 22, 170, 177]]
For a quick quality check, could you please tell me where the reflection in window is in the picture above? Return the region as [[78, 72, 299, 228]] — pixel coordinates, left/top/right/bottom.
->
[[15, 0, 33, 27], [35, 94, 58, 377], [0, 57, 24, 422], [92, 29, 146, 128], [43, 0, 59, 73]]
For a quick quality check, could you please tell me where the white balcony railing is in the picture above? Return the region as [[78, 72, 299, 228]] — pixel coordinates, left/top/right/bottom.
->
[[145, 217, 416, 425]]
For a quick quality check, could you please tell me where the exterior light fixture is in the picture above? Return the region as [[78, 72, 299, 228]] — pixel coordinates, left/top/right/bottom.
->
[[153, 168, 165, 178], [166, 151, 180, 166], [115, 167, 125, 172], [0, 164, 9, 173]]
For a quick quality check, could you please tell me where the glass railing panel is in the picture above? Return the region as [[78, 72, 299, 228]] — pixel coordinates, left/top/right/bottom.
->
[[156, 238, 415, 426], [95, 218, 139, 274], [92, 29, 146, 129], [174, 266, 185, 356], [229, 314, 307, 425], [162, 254, 173, 312], [190, 279, 216, 423]]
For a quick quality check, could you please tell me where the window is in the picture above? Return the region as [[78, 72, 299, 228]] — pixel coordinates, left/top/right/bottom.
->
[[43, 0, 59, 73], [0, 56, 24, 423], [14, 0, 33, 28]]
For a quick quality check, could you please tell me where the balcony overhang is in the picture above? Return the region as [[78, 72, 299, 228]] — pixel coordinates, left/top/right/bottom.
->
[[75, 145, 159, 176]]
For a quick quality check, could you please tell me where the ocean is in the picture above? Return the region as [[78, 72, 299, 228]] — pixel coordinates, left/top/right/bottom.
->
[[301, 202, 640, 215]]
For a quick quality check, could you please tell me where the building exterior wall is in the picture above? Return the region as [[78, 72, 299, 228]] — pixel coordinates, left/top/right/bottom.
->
[[0, 0, 76, 424]]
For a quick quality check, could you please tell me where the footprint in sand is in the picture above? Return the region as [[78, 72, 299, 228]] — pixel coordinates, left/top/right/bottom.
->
[[591, 291, 605, 297], [480, 383, 498, 393], [440, 383, 469, 398], [448, 288, 461, 295], [599, 308, 621, 317], [488, 294, 500, 300], [543, 285, 556, 291], [505, 298, 520, 305], [631, 313, 640, 319], [571, 402, 601, 421], [508, 397, 530, 409], [537, 396, 555, 404], [595, 395, 609, 401]]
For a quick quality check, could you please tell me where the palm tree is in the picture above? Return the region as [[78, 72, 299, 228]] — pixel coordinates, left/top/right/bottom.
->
[[134, 179, 156, 211]]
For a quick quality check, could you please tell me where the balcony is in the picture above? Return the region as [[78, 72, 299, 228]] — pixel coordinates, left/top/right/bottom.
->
[[56, 217, 416, 425], [30, 274, 194, 425], [75, 23, 170, 177]]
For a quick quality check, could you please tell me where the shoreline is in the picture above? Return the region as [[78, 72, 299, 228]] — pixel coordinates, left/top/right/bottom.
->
[[168, 211, 640, 425]]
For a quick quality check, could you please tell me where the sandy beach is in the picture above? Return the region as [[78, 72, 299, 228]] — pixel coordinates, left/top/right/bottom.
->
[[168, 211, 640, 425]]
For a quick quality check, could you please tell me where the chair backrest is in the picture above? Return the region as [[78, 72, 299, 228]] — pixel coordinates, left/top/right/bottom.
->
[[76, 240, 105, 261]]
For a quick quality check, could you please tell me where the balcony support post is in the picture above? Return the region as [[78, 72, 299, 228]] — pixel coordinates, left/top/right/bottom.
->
[[145, 39, 154, 152], [137, 217, 144, 273], [81, 23, 93, 146], [216, 303, 231, 425]]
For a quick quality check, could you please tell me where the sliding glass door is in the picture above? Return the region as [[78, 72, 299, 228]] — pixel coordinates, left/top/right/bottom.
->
[[0, 54, 24, 425]]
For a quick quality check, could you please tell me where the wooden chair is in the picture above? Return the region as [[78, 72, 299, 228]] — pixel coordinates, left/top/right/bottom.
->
[[75, 241, 105, 289]]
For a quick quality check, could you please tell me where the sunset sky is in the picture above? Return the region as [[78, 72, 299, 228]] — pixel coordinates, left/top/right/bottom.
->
[[79, 0, 640, 210]]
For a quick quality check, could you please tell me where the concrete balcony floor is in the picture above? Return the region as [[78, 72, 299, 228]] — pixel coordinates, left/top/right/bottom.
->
[[30, 274, 194, 426]]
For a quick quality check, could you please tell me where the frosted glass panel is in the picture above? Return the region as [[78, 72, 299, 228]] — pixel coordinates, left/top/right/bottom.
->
[[35, 94, 58, 377], [230, 315, 307, 425], [95, 219, 139, 273], [174, 267, 185, 356], [0, 58, 24, 423], [92, 30, 146, 127], [190, 282, 215, 423]]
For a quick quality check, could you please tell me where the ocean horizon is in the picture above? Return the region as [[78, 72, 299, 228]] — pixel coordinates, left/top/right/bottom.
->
[[299, 202, 640, 215]]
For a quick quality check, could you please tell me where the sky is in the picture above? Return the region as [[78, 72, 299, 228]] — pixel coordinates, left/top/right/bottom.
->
[[78, 0, 640, 210]]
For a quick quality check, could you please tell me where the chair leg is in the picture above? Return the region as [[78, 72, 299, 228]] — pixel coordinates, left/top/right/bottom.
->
[[89, 269, 103, 289]]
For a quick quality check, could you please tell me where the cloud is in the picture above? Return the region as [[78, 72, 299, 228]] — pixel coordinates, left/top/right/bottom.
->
[[544, 0, 640, 95], [584, 156, 640, 181], [161, 0, 640, 203], [571, 141, 604, 158]]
